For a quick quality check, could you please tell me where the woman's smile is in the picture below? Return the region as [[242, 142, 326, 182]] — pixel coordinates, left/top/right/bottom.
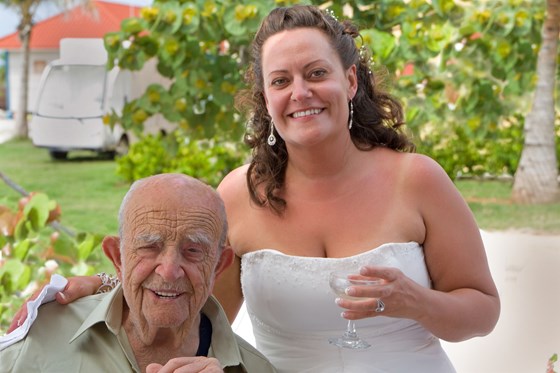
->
[[290, 108, 324, 119]]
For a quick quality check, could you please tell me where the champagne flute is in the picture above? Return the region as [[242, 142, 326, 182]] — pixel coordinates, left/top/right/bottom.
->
[[328, 270, 382, 349]]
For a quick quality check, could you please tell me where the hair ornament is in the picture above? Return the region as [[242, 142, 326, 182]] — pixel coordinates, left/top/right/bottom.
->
[[359, 44, 367, 58], [325, 8, 338, 21]]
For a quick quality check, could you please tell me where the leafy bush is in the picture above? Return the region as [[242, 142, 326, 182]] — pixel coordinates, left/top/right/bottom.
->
[[116, 131, 249, 187], [417, 113, 527, 178], [0, 193, 104, 333]]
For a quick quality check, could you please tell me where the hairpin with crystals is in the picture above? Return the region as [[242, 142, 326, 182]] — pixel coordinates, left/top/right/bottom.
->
[[325, 8, 339, 22]]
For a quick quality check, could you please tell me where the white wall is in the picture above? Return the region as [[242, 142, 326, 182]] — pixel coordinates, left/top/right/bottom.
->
[[7, 49, 57, 114]]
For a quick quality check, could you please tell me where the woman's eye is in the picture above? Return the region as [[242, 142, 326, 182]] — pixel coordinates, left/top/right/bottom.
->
[[310, 69, 326, 78], [271, 78, 287, 86]]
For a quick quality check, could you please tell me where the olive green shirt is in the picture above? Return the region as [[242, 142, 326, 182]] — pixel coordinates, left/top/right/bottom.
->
[[0, 285, 275, 373]]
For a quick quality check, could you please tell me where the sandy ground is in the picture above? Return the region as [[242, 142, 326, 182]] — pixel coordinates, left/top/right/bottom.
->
[[441, 230, 560, 373], [2, 116, 559, 372], [233, 230, 560, 373]]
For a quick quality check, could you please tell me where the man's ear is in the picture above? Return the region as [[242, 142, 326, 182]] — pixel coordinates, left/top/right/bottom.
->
[[102, 236, 123, 280], [214, 245, 235, 280]]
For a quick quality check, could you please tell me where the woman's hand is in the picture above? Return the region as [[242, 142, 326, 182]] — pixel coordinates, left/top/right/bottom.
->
[[147, 357, 224, 373], [7, 275, 102, 333], [335, 265, 425, 321]]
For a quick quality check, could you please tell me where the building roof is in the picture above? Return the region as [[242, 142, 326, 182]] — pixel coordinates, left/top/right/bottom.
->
[[0, 0, 141, 50]]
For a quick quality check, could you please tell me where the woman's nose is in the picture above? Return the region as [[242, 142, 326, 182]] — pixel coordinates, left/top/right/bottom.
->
[[290, 77, 312, 101]]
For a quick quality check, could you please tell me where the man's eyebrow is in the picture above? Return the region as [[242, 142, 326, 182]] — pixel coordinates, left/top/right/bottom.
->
[[185, 232, 212, 247], [136, 233, 163, 244]]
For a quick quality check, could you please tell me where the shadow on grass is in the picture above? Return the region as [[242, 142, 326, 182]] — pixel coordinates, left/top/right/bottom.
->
[[48, 152, 118, 163]]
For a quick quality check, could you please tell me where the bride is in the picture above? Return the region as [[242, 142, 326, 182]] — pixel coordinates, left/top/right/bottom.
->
[[213, 5, 499, 372]]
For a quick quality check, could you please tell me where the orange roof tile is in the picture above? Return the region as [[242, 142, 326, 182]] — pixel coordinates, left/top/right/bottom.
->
[[0, 0, 141, 50]]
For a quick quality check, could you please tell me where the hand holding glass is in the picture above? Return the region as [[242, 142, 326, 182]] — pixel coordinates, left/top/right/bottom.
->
[[329, 270, 382, 349]]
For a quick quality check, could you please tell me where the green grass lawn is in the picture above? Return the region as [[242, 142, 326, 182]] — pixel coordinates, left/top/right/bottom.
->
[[456, 178, 560, 234], [0, 139, 129, 236], [1, 138, 559, 235]]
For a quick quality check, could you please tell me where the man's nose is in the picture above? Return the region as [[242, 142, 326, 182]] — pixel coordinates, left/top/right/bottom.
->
[[155, 249, 185, 282]]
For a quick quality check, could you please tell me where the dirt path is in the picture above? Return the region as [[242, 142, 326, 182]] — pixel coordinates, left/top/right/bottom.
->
[[441, 230, 560, 373]]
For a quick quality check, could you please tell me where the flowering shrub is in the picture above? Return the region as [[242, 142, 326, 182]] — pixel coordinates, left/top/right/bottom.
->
[[547, 354, 558, 373], [0, 193, 104, 333]]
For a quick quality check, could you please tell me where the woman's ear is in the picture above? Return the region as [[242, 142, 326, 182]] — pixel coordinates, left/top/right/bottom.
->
[[347, 64, 358, 98], [102, 236, 123, 280]]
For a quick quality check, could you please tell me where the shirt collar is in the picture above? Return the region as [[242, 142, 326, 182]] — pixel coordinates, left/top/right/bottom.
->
[[69, 286, 245, 370], [69, 285, 139, 372], [203, 295, 245, 369], [69, 284, 124, 342]]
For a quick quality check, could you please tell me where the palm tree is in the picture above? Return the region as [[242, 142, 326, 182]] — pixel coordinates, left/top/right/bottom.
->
[[512, 0, 560, 204], [0, 0, 89, 138], [1, 0, 42, 138]]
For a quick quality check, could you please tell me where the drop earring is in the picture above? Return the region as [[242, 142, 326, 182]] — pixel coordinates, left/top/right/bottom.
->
[[348, 100, 354, 130], [267, 120, 277, 146]]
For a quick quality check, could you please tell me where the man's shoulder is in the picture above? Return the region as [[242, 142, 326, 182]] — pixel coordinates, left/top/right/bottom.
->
[[36, 292, 106, 322], [2, 293, 106, 353], [0, 293, 124, 372], [233, 335, 276, 372]]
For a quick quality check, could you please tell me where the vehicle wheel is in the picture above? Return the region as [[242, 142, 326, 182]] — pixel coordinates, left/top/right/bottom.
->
[[115, 136, 129, 156], [49, 150, 68, 160]]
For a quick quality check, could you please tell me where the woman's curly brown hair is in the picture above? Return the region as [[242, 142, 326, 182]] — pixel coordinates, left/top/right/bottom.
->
[[235, 5, 415, 215]]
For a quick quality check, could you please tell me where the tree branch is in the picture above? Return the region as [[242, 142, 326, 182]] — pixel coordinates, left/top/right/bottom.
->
[[0, 171, 76, 237]]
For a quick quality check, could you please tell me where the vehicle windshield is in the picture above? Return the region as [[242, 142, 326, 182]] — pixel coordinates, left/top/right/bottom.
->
[[36, 65, 106, 118]]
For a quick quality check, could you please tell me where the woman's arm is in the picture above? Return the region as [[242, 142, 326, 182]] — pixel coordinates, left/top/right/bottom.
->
[[413, 154, 500, 341], [213, 165, 249, 324], [212, 254, 243, 324], [7, 274, 105, 333]]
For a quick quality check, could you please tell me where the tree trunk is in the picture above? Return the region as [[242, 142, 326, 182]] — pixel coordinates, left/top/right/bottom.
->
[[14, 19, 32, 139], [512, 0, 560, 204]]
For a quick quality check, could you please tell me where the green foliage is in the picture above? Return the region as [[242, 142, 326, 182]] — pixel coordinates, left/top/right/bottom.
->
[[0, 194, 105, 332], [102, 0, 284, 141], [116, 132, 249, 187], [99, 0, 556, 180], [345, 0, 550, 177], [548, 353, 558, 373], [420, 114, 526, 177]]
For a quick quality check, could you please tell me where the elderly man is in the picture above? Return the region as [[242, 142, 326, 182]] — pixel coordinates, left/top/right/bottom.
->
[[0, 174, 275, 372]]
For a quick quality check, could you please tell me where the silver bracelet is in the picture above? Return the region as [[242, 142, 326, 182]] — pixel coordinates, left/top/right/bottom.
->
[[95, 272, 120, 294]]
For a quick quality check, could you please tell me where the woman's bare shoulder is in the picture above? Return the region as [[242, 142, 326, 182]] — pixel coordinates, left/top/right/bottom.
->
[[377, 150, 457, 208], [372, 148, 446, 180], [394, 151, 451, 187], [217, 164, 250, 204]]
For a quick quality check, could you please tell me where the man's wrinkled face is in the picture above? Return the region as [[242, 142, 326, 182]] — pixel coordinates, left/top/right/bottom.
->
[[120, 199, 223, 332]]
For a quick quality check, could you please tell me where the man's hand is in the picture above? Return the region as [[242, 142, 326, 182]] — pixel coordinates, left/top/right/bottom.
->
[[146, 357, 224, 373]]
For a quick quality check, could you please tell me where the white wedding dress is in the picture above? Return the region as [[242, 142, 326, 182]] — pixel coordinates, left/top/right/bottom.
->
[[241, 242, 456, 373]]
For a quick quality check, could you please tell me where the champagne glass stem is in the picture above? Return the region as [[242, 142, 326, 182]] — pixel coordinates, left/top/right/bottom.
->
[[345, 320, 357, 338]]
